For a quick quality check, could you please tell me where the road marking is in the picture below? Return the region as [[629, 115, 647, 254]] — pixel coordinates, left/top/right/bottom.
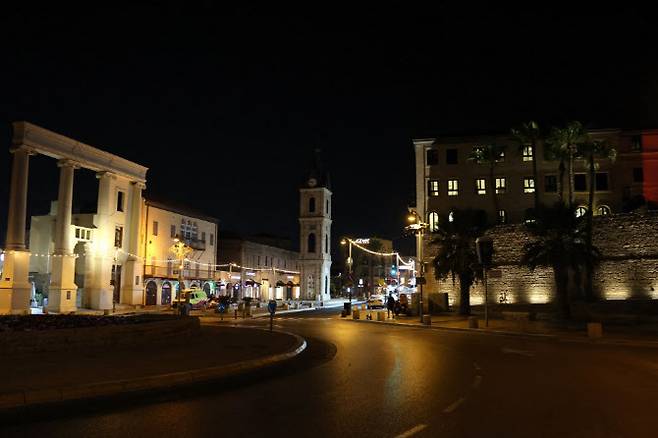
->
[[395, 424, 428, 438], [501, 347, 534, 357], [443, 397, 466, 413], [472, 375, 482, 390]]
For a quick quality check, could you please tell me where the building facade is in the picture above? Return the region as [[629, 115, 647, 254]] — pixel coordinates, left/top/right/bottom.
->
[[414, 128, 658, 227]]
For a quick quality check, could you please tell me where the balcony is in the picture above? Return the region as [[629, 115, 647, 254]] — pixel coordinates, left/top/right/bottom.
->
[[181, 236, 206, 251]]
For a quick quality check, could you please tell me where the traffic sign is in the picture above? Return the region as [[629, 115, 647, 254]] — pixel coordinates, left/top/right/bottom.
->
[[268, 300, 277, 315]]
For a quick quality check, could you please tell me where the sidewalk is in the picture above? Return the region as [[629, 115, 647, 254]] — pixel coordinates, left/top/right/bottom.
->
[[0, 324, 305, 410], [346, 310, 658, 347]]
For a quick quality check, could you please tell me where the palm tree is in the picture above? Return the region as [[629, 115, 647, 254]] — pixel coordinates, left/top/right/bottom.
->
[[577, 139, 617, 300], [511, 121, 542, 210], [467, 143, 507, 224], [431, 209, 487, 315], [521, 203, 600, 319], [546, 122, 589, 207]]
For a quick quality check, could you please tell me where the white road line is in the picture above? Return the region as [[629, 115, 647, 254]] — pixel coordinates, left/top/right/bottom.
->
[[501, 347, 534, 357], [395, 424, 428, 438], [442, 397, 466, 414], [472, 375, 482, 390]]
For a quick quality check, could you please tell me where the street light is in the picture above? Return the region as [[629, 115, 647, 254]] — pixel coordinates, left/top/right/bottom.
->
[[170, 236, 193, 308], [340, 238, 353, 304], [405, 210, 428, 323]]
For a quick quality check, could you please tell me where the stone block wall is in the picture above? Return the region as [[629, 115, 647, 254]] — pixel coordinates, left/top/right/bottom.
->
[[424, 212, 658, 307]]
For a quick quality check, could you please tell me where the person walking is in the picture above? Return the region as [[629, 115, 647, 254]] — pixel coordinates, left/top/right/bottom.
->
[[387, 293, 395, 318]]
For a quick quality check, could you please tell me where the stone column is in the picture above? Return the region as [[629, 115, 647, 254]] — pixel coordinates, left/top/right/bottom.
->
[[121, 181, 145, 305], [48, 160, 79, 313], [87, 172, 115, 310], [0, 146, 34, 314]]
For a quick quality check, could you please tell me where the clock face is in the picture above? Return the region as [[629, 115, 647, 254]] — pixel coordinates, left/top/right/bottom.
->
[[308, 178, 317, 187]]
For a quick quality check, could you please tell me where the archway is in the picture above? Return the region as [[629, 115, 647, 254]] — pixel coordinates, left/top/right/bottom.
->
[[145, 281, 157, 305], [203, 282, 211, 296], [161, 281, 172, 305]]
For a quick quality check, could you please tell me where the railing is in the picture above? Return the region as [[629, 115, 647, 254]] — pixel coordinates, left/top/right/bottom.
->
[[144, 265, 219, 280]]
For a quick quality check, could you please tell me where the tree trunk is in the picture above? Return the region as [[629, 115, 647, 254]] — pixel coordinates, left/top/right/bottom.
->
[[553, 266, 571, 319], [458, 273, 472, 315], [568, 148, 575, 208], [532, 140, 540, 210], [584, 153, 596, 301], [558, 159, 566, 204], [489, 162, 498, 223]]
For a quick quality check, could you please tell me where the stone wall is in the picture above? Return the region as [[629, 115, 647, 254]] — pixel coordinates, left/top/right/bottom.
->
[[424, 212, 658, 308]]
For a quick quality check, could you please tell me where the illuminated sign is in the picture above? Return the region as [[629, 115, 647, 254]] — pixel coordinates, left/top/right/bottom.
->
[[246, 272, 256, 277], [231, 275, 241, 280], [354, 238, 370, 244]]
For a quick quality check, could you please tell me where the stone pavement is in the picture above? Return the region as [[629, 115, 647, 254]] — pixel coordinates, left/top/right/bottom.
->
[[0, 324, 304, 409], [347, 308, 658, 346]]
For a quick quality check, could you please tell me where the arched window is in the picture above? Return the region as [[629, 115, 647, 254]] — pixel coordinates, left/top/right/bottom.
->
[[428, 212, 439, 232], [308, 233, 316, 253], [597, 205, 611, 216], [575, 206, 588, 218], [309, 197, 316, 213]]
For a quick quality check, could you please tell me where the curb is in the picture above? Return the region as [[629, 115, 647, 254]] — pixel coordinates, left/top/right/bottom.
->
[[0, 329, 307, 411], [343, 317, 658, 348]]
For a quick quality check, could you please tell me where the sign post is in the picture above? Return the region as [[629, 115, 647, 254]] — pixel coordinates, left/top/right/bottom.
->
[[268, 299, 277, 332]]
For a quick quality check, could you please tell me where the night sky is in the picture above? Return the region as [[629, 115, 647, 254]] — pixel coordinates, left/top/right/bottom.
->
[[1, 3, 657, 257]]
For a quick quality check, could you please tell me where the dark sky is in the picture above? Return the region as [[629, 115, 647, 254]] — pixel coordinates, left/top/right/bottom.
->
[[1, 3, 657, 257]]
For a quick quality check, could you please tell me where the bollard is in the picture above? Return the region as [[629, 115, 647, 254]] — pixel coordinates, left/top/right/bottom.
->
[[361, 304, 366, 311], [377, 311, 386, 321], [587, 322, 603, 339], [468, 316, 479, 329], [352, 309, 360, 320], [422, 314, 431, 326]]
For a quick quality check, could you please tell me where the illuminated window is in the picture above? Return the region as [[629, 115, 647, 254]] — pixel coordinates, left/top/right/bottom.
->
[[428, 180, 439, 197], [575, 206, 587, 218], [476, 178, 486, 195], [448, 211, 454, 222], [522, 145, 534, 162], [597, 205, 611, 216], [498, 210, 507, 224], [495, 177, 506, 194], [448, 179, 459, 196], [75, 228, 80, 238], [523, 177, 535, 193], [545, 175, 557, 193], [428, 212, 439, 232], [496, 151, 505, 162]]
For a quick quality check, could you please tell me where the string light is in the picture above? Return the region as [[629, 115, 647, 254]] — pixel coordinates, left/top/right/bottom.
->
[[346, 238, 414, 267]]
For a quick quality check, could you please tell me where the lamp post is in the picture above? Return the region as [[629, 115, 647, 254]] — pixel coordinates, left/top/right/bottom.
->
[[340, 238, 353, 304], [170, 236, 192, 307], [406, 211, 428, 322]]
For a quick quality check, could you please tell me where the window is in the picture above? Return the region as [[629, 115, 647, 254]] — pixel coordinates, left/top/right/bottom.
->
[[574, 174, 587, 192], [631, 135, 642, 152], [476, 178, 486, 195], [153, 221, 158, 236], [210, 233, 214, 246], [448, 211, 454, 222], [114, 226, 123, 248], [201, 231, 206, 242], [496, 151, 505, 163], [545, 175, 557, 193], [170, 224, 176, 238], [75, 228, 80, 238], [325, 235, 329, 253], [633, 167, 644, 183], [117, 191, 125, 212], [495, 177, 506, 194], [446, 149, 458, 165], [326, 199, 329, 214], [428, 212, 439, 232], [597, 205, 611, 216], [308, 233, 316, 253], [595, 173, 609, 191], [498, 210, 507, 224], [575, 206, 587, 218], [86, 230, 91, 240], [523, 177, 535, 193], [426, 149, 439, 165], [309, 197, 316, 213], [428, 180, 439, 197], [448, 179, 459, 196], [522, 145, 534, 161]]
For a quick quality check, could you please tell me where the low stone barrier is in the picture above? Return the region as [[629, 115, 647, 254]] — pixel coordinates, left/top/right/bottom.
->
[[0, 315, 200, 354]]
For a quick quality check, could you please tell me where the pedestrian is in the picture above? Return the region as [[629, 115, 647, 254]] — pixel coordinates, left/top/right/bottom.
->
[[387, 293, 395, 318]]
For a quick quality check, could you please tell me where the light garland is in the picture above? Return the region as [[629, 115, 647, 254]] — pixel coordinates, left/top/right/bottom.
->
[[346, 239, 415, 267]]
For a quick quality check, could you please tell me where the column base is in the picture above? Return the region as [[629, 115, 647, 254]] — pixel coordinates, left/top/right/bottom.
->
[[47, 287, 77, 313], [88, 287, 113, 310], [121, 259, 144, 305], [0, 250, 31, 314]]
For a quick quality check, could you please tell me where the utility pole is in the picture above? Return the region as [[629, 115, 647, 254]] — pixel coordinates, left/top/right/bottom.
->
[[406, 211, 428, 323]]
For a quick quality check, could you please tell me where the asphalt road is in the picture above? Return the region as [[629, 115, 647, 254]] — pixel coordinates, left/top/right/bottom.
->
[[3, 308, 658, 437]]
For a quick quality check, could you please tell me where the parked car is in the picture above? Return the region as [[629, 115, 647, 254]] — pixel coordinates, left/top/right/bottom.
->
[[367, 294, 385, 309], [171, 289, 209, 310]]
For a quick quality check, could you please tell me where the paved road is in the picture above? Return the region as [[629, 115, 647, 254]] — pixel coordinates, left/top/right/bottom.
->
[[3, 308, 658, 437]]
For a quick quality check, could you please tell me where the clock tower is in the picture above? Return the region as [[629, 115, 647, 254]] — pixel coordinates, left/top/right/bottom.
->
[[299, 150, 332, 303]]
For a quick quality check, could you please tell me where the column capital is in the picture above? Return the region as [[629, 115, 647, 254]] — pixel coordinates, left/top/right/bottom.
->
[[57, 159, 81, 169], [132, 181, 146, 190], [9, 145, 37, 156], [95, 171, 117, 180]]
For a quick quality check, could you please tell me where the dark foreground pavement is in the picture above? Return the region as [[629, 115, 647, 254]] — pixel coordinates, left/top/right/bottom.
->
[[3, 308, 658, 437]]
